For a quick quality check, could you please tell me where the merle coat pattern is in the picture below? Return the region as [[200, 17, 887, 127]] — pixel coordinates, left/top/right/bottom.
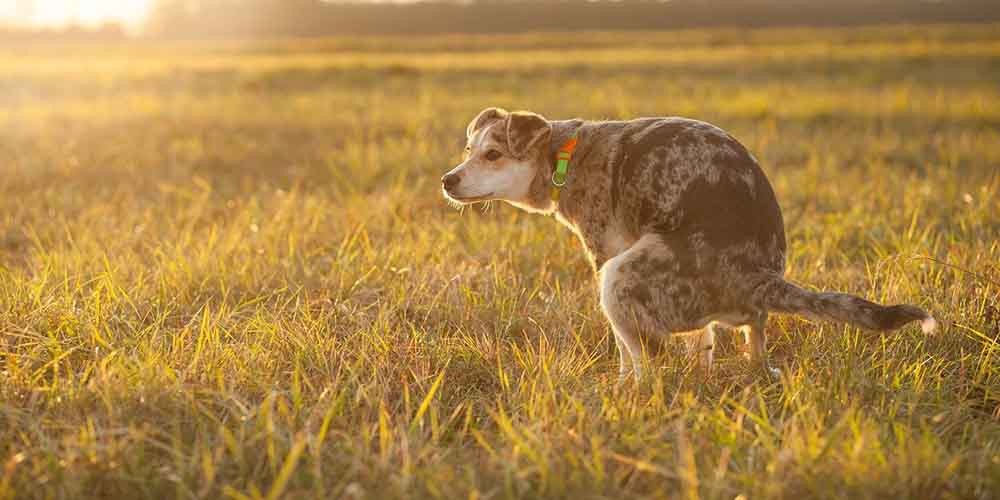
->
[[442, 107, 936, 383]]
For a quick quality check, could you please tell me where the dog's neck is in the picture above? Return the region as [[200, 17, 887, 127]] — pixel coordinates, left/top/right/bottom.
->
[[548, 119, 585, 160], [511, 119, 584, 213]]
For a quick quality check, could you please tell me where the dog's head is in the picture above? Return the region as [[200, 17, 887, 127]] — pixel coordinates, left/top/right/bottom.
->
[[441, 107, 553, 211]]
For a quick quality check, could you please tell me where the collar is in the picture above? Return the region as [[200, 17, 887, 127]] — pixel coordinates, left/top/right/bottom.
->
[[550, 128, 579, 202]]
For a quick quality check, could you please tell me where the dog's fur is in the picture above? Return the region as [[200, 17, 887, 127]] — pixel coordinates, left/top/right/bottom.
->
[[443, 107, 936, 383]]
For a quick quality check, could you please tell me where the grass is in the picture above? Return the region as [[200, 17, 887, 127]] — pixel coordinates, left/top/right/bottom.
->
[[0, 24, 998, 499]]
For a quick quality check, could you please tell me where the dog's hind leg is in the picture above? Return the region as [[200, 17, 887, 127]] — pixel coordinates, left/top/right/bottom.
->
[[682, 325, 716, 373], [612, 333, 633, 385], [698, 325, 717, 372], [602, 285, 644, 384], [601, 242, 652, 384], [741, 311, 781, 379], [600, 234, 694, 383]]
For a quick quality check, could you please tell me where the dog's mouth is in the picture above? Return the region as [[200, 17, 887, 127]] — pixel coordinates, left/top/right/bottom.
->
[[443, 190, 495, 204]]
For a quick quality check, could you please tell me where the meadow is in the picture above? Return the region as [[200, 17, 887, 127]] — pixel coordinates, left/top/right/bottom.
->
[[0, 24, 998, 499]]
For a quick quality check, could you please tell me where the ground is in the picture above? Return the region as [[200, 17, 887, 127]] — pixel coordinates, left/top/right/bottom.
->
[[0, 24, 998, 499]]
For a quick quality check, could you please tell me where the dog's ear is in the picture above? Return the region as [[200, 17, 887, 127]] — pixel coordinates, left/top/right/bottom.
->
[[506, 111, 551, 159], [467, 107, 508, 138]]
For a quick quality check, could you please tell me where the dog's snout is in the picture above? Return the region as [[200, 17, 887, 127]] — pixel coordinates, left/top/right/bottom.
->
[[442, 173, 461, 191]]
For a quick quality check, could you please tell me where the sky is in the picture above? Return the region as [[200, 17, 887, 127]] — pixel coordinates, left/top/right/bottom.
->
[[0, 0, 155, 31]]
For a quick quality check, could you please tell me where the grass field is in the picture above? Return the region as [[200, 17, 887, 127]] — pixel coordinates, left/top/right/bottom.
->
[[1, 24, 999, 499]]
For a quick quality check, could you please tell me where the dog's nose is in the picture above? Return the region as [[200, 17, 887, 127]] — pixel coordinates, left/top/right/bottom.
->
[[441, 173, 461, 191]]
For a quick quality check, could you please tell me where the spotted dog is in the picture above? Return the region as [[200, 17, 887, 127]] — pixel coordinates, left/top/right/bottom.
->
[[442, 107, 936, 383]]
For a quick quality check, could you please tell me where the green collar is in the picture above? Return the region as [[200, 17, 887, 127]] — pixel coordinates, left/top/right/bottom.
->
[[551, 129, 579, 202]]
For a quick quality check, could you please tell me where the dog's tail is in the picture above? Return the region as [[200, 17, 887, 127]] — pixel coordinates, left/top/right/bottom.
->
[[752, 276, 937, 333]]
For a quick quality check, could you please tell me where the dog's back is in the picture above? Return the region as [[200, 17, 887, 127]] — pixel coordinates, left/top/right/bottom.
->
[[608, 118, 786, 288]]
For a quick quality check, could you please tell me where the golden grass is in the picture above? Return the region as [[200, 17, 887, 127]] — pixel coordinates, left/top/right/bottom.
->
[[0, 24, 998, 499]]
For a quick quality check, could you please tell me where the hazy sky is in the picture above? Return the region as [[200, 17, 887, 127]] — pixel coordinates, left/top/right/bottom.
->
[[0, 0, 155, 29]]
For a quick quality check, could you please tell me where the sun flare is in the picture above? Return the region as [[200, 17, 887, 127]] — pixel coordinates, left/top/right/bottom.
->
[[16, 0, 154, 31]]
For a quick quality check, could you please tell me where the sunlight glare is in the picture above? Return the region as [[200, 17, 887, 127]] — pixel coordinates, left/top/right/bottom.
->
[[22, 0, 155, 31]]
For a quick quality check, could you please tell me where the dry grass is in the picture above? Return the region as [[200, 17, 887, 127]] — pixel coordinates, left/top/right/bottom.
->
[[0, 24, 998, 499]]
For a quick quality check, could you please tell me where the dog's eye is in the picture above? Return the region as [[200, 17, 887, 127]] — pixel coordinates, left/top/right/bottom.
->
[[484, 150, 502, 161]]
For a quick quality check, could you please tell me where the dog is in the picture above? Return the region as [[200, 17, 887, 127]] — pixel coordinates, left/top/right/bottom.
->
[[442, 107, 936, 383]]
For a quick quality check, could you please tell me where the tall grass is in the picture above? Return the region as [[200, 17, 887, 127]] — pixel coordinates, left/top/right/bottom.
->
[[0, 24, 998, 499]]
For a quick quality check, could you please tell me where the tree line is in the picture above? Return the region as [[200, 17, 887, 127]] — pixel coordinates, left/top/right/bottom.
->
[[145, 0, 998, 38], [2, 0, 996, 41]]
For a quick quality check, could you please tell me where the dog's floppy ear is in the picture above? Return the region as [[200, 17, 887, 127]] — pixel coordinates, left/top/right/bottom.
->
[[467, 107, 508, 138], [506, 111, 551, 159]]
